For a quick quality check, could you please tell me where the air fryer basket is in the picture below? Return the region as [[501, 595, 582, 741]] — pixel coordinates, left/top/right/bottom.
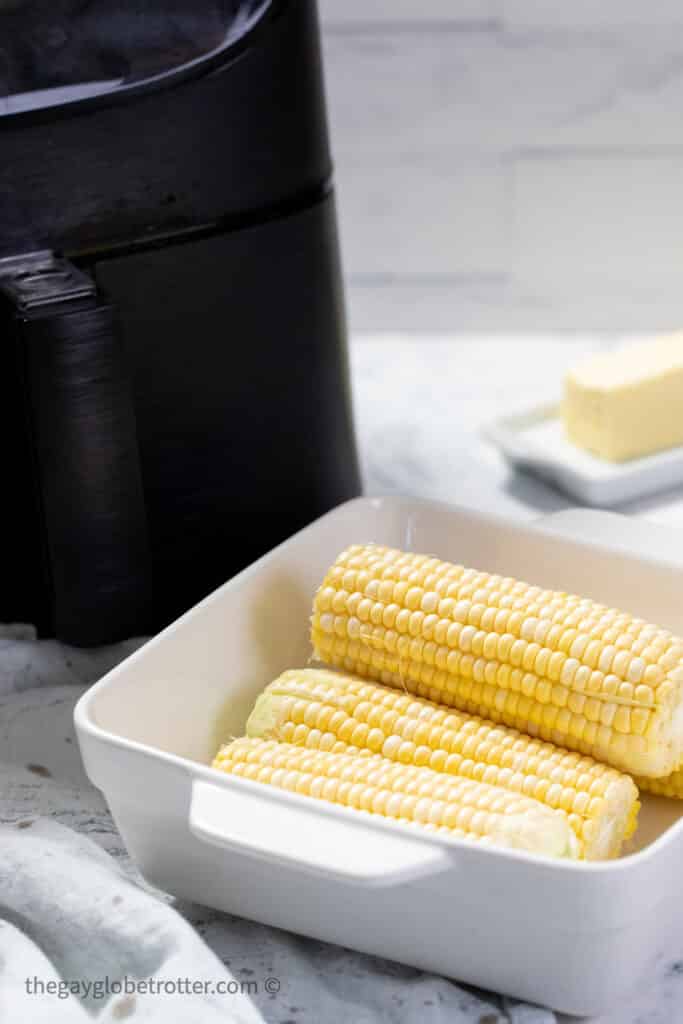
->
[[0, 0, 272, 115]]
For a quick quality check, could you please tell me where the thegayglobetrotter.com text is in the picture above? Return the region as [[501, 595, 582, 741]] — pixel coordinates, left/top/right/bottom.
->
[[25, 975, 281, 1000]]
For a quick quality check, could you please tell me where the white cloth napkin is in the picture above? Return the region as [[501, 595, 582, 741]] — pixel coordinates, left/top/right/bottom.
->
[[0, 625, 556, 1024], [0, 820, 262, 1024]]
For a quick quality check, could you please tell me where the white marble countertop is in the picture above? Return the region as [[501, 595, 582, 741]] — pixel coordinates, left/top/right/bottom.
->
[[4, 333, 683, 1023]]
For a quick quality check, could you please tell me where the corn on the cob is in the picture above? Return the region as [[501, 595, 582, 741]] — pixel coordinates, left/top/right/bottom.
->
[[311, 544, 683, 778], [213, 737, 580, 859], [246, 668, 638, 859], [635, 770, 683, 799]]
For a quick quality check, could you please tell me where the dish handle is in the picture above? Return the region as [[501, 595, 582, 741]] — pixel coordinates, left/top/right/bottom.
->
[[189, 778, 453, 887], [537, 508, 683, 570]]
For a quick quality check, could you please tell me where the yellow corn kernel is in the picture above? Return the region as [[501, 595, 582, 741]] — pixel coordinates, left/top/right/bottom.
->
[[636, 768, 683, 799]]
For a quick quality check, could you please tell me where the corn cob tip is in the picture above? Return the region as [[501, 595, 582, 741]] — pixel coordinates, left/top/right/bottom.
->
[[492, 808, 580, 860], [245, 689, 282, 740], [246, 670, 345, 741]]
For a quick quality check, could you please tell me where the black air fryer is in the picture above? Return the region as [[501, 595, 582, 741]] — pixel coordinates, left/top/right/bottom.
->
[[0, 0, 359, 645]]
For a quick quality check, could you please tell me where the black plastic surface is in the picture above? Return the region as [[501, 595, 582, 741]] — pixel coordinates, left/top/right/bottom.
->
[[0, 0, 329, 258], [0, 297, 152, 644], [0, 1, 272, 113], [95, 193, 359, 628]]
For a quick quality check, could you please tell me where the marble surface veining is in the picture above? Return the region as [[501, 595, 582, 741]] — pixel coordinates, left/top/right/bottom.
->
[[4, 334, 683, 1023]]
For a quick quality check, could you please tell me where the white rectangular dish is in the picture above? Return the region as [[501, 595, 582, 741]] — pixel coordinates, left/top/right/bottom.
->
[[74, 496, 683, 1017], [484, 402, 683, 506]]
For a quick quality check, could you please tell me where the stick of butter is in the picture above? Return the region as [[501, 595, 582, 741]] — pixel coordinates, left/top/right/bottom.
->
[[562, 333, 683, 461]]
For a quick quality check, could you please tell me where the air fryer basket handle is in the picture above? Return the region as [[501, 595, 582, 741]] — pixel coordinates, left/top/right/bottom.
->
[[0, 253, 153, 645]]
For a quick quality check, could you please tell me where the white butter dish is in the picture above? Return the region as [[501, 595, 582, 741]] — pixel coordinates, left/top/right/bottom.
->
[[75, 496, 683, 1016], [485, 402, 683, 506]]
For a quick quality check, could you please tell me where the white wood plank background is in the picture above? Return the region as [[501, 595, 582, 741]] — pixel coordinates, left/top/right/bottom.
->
[[318, 2, 683, 331]]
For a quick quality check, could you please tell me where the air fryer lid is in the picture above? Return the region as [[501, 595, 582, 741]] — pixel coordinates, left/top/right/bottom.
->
[[0, 0, 271, 116]]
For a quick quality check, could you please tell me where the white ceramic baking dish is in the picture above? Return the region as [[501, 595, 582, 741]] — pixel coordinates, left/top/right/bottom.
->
[[74, 496, 683, 1017]]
